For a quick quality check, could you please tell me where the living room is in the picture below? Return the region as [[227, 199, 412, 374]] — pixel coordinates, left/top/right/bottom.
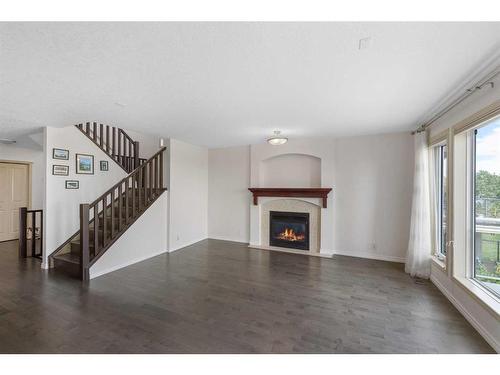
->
[[0, 0, 499, 372]]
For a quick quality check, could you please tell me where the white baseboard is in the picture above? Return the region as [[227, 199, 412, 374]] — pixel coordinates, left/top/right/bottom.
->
[[169, 237, 207, 253], [333, 249, 406, 263], [431, 274, 499, 353], [208, 236, 249, 244], [248, 244, 333, 259], [320, 249, 335, 256], [90, 248, 168, 279]]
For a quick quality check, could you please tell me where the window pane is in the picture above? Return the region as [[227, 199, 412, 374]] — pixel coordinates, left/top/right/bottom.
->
[[441, 145, 447, 256], [474, 118, 500, 297], [434, 144, 447, 257]]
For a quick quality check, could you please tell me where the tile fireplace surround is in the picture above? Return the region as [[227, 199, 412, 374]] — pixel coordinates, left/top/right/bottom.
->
[[259, 198, 321, 253]]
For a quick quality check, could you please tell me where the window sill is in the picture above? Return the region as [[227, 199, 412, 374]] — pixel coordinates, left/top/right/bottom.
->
[[431, 256, 446, 271], [453, 276, 500, 317]]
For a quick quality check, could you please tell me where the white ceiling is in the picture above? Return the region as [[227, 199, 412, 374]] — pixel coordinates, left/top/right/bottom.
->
[[1, 22, 499, 148]]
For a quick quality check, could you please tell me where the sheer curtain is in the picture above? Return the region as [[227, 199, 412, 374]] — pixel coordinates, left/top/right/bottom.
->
[[406, 131, 432, 279]]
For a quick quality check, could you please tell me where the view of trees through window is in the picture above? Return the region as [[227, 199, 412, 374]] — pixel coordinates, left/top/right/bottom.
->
[[474, 118, 500, 297]]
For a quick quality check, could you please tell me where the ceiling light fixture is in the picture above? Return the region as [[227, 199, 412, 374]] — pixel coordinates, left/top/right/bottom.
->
[[267, 131, 288, 146], [0, 138, 16, 144]]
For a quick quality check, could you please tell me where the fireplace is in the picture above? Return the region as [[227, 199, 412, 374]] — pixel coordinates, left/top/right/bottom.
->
[[269, 211, 310, 250]]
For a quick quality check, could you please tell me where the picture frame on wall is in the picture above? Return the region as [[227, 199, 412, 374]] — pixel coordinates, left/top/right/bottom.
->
[[52, 164, 69, 176], [65, 180, 79, 189], [100, 160, 109, 171], [53, 148, 69, 160], [76, 153, 94, 174]]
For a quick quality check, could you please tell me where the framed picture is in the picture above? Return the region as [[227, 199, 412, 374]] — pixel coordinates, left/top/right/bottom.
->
[[65, 180, 79, 189], [52, 164, 69, 176], [76, 153, 94, 174], [100, 160, 109, 171], [53, 148, 69, 160]]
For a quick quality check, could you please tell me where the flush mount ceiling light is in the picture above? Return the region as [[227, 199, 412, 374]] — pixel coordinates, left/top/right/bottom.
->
[[267, 131, 288, 146], [0, 138, 16, 144]]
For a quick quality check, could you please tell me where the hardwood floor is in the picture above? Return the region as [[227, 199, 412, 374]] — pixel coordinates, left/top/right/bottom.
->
[[0, 239, 494, 353]]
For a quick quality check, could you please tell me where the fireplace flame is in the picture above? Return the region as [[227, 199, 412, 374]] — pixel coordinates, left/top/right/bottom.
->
[[277, 228, 305, 242]]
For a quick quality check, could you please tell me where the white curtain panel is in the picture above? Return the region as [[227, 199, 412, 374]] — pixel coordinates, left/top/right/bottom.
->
[[406, 131, 432, 278]]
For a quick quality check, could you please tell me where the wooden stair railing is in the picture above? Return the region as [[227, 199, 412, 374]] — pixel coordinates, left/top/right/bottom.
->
[[75, 122, 143, 173], [78, 147, 166, 281]]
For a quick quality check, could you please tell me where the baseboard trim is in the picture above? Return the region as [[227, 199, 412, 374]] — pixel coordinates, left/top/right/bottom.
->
[[208, 236, 248, 244], [90, 248, 168, 279], [169, 237, 207, 253], [430, 274, 499, 353], [333, 250, 406, 264], [248, 244, 333, 259]]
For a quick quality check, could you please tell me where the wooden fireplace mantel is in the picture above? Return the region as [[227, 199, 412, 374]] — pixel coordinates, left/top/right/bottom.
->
[[248, 188, 333, 208]]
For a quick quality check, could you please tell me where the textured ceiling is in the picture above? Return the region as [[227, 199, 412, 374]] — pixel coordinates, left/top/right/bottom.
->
[[1, 22, 499, 147]]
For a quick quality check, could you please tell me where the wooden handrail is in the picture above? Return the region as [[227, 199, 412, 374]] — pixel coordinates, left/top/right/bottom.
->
[[88, 147, 166, 207]]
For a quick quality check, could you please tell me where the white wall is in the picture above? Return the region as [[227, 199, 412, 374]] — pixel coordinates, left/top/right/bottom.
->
[[208, 145, 250, 243], [124, 128, 161, 159], [333, 132, 414, 262], [168, 138, 208, 251], [43, 126, 128, 267], [260, 153, 321, 188], [89, 192, 168, 279], [0, 132, 45, 209]]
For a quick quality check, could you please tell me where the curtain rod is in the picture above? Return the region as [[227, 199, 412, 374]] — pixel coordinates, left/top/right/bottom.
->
[[412, 66, 500, 135]]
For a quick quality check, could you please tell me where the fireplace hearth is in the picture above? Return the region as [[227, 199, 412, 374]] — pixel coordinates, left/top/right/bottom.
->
[[269, 211, 309, 250]]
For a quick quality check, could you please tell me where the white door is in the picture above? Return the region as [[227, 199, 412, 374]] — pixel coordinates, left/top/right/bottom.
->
[[0, 163, 29, 242]]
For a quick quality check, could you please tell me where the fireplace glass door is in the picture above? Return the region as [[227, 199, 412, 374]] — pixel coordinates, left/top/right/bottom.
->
[[269, 211, 309, 250]]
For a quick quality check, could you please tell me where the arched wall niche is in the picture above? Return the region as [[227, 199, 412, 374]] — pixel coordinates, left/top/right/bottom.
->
[[259, 153, 321, 188]]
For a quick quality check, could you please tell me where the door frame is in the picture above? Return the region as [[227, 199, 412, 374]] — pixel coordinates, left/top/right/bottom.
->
[[0, 159, 33, 209]]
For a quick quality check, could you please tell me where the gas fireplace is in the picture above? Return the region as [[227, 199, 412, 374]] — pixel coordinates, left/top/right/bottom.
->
[[269, 211, 309, 250]]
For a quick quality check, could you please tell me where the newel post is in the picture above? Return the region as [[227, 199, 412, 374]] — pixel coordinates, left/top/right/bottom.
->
[[134, 141, 140, 169], [18, 207, 27, 258], [160, 148, 164, 189], [80, 203, 90, 282]]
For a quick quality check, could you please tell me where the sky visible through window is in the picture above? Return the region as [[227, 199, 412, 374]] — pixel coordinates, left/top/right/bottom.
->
[[476, 117, 500, 175]]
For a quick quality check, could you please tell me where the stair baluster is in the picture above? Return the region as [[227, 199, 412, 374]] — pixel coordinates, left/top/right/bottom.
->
[[75, 123, 143, 173]]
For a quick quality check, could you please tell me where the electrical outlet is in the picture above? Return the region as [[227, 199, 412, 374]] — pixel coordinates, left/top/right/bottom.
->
[[358, 37, 371, 50], [371, 242, 376, 251], [176, 234, 180, 241]]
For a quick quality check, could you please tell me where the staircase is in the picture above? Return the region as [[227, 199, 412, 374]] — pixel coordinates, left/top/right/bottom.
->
[[49, 124, 167, 280], [75, 122, 146, 172]]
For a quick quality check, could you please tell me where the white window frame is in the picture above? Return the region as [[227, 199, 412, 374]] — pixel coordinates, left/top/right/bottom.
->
[[432, 142, 448, 261]]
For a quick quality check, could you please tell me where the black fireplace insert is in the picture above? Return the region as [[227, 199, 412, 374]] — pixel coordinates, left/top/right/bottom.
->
[[269, 211, 309, 250]]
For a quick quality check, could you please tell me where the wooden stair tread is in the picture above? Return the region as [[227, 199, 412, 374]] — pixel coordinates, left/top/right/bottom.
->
[[53, 252, 80, 264]]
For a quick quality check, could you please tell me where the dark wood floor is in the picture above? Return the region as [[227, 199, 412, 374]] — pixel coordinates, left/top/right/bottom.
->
[[0, 239, 494, 353]]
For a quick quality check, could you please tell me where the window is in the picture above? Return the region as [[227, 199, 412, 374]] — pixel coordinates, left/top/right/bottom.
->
[[472, 117, 500, 298], [434, 144, 448, 259]]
